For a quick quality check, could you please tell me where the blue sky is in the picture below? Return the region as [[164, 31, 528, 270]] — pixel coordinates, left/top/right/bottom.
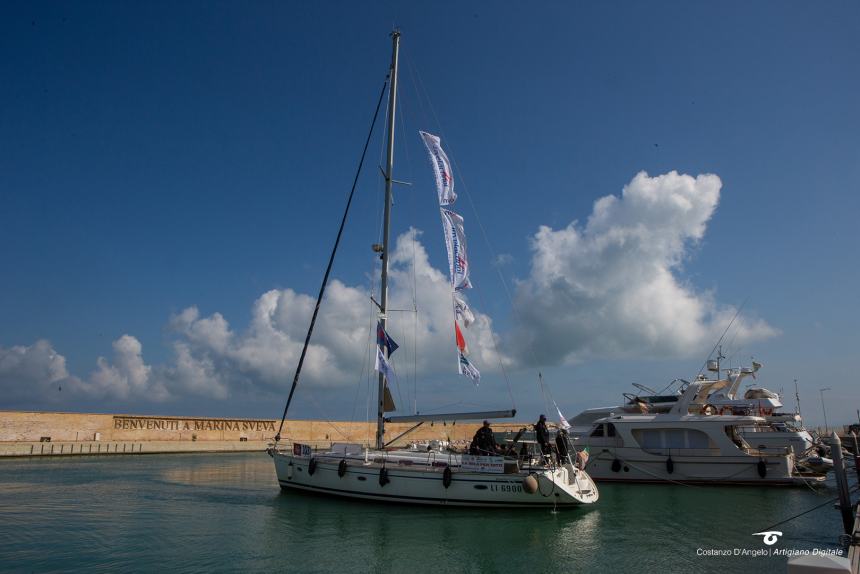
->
[[1, 1, 858, 427]]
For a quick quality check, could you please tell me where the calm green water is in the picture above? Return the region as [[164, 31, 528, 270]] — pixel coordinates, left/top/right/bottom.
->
[[0, 453, 847, 573]]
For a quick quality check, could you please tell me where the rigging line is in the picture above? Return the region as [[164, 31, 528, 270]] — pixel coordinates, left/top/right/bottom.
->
[[408, 55, 508, 404], [300, 389, 351, 441], [410, 61, 518, 409], [412, 57, 596, 418], [758, 485, 859, 533], [405, 54, 432, 141], [694, 298, 748, 380], [537, 372, 553, 419], [349, 279, 378, 425], [410, 61, 613, 418], [468, 284, 517, 408], [274, 76, 390, 443], [395, 79, 420, 416]]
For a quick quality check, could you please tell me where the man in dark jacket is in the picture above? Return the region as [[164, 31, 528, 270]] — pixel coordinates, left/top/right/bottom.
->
[[535, 414, 551, 456], [471, 420, 499, 455]]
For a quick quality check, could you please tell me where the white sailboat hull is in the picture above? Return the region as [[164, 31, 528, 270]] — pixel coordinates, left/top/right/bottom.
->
[[272, 449, 599, 507]]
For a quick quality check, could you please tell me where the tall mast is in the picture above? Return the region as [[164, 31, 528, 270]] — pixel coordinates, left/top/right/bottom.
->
[[376, 30, 400, 450]]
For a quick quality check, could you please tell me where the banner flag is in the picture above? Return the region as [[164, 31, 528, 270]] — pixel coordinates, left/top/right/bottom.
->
[[419, 131, 456, 206], [556, 405, 571, 431], [453, 291, 475, 327], [375, 346, 395, 381], [458, 351, 481, 384], [454, 321, 468, 354], [440, 208, 472, 291]]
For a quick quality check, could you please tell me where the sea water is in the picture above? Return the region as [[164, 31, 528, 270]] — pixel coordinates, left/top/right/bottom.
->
[[0, 452, 847, 573]]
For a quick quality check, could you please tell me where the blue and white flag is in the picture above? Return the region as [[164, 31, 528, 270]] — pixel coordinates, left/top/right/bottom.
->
[[419, 131, 456, 206], [376, 321, 399, 356], [458, 351, 480, 384], [440, 208, 472, 291], [375, 346, 395, 381]]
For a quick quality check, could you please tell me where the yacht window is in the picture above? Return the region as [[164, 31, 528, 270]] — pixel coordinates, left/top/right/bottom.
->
[[665, 429, 685, 449], [637, 429, 662, 449], [686, 430, 710, 449], [606, 423, 617, 437], [634, 428, 711, 450], [590, 424, 605, 437]]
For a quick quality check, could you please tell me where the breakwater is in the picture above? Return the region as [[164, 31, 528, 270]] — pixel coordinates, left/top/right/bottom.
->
[[0, 410, 525, 457]]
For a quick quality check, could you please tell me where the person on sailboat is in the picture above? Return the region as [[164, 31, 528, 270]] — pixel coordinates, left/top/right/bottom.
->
[[535, 414, 551, 457], [470, 420, 499, 455]]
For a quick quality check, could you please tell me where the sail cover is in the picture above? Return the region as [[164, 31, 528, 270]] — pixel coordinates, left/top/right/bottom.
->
[[440, 208, 471, 291], [419, 131, 456, 206]]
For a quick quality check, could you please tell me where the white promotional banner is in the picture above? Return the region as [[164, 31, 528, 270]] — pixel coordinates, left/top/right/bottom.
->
[[460, 455, 505, 473], [556, 406, 572, 431], [453, 291, 475, 327], [375, 346, 395, 381], [458, 351, 481, 383], [419, 131, 457, 206], [440, 208, 472, 291]]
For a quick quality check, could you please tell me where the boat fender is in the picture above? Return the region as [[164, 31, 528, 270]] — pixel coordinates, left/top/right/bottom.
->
[[611, 459, 621, 473], [308, 458, 317, 476], [338, 459, 347, 478], [757, 459, 767, 478], [379, 467, 390, 487], [522, 474, 539, 494], [666, 457, 674, 474], [442, 466, 452, 489]]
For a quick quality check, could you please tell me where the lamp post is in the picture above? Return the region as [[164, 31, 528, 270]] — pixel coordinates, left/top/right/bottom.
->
[[819, 387, 831, 434]]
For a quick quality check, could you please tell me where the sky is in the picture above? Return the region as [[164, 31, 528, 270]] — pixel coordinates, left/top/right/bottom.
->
[[1, 1, 858, 428]]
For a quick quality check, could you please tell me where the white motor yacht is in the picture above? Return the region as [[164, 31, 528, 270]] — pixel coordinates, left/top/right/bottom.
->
[[571, 379, 826, 486], [568, 361, 818, 459]]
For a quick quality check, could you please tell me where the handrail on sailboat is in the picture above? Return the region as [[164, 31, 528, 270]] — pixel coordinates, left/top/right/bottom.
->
[[384, 409, 517, 424]]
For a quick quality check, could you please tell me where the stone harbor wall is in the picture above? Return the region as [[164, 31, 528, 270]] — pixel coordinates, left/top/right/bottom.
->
[[0, 410, 527, 457]]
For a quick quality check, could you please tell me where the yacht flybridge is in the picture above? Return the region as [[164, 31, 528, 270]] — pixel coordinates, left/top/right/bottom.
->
[[268, 32, 598, 508]]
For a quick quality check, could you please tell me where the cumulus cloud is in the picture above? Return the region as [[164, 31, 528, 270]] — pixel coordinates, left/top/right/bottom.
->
[[166, 229, 508, 397], [511, 170, 776, 365], [0, 171, 780, 408], [0, 335, 170, 404], [0, 340, 70, 401], [88, 335, 168, 401], [0, 230, 506, 407]]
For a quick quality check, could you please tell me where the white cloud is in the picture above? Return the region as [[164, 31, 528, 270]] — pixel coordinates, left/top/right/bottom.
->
[[88, 335, 168, 401], [0, 172, 780, 408], [511, 170, 776, 365], [0, 336, 170, 404], [165, 229, 508, 398], [0, 340, 70, 401]]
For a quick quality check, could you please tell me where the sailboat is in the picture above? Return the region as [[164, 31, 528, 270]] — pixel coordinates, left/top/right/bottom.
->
[[267, 31, 599, 507]]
